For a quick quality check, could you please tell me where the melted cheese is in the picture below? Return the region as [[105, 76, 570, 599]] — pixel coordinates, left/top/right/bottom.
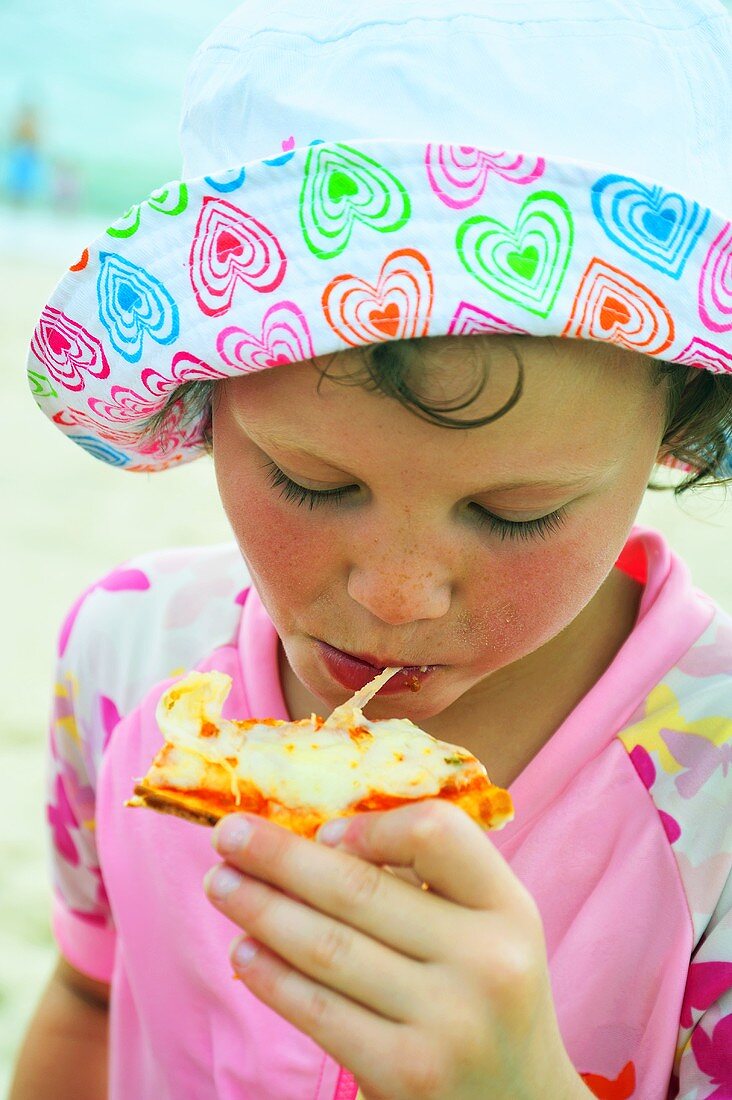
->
[[154, 670, 487, 818]]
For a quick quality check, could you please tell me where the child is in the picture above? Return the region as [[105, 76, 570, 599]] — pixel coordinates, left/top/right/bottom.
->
[[11, 2, 732, 1098]]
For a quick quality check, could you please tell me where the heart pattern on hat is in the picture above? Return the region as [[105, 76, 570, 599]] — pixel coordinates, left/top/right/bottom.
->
[[69, 434, 131, 467], [97, 253, 180, 363], [699, 224, 732, 334], [56, 397, 203, 458], [204, 167, 247, 194], [448, 301, 529, 338], [88, 355, 225, 423], [322, 248, 433, 346], [217, 300, 316, 372], [88, 385, 168, 423], [426, 144, 545, 210], [190, 197, 287, 317], [672, 336, 732, 374], [564, 258, 674, 355], [27, 369, 58, 399], [301, 144, 411, 259], [31, 307, 111, 391], [27, 140, 732, 471], [264, 136, 298, 168], [456, 191, 574, 317], [108, 182, 189, 240], [70, 248, 89, 272], [137, 351, 226, 402], [591, 175, 709, 279]]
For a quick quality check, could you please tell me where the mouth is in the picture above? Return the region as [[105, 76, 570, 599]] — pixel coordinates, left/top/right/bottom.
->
[[314, 639, 441, 695]]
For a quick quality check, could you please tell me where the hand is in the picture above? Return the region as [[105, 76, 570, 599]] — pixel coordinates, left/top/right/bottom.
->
[[203, 801, 593, 1100]]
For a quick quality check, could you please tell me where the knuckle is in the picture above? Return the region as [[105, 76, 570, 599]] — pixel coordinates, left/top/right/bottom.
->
[[411, 800, 462, 846], [302, 983, 334, 1035], [334, 856, 383, 911], [396, 1044, 450, 1100], [487, 938, 542, 1003], [310, 921, 353, 973]]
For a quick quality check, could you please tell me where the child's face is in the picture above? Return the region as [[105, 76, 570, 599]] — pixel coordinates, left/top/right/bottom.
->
[[212, 336, 668, 719]]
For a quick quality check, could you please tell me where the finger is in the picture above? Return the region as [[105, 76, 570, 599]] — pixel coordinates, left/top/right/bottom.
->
[[227, 934, 415, 1099], [204, 863, 423, 1022], [318, 800, 522, 911], [383, 864, 426, 890], [212, 814, 444, 960]]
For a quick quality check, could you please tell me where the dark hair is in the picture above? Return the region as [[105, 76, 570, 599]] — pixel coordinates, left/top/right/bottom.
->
[[142, 338, 732, 494]]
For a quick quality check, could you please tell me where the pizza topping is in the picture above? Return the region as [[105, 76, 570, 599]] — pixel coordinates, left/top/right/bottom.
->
[[348, 725, 374, 744], [147, 669, 500, 819], [131, 667, 515, 834]]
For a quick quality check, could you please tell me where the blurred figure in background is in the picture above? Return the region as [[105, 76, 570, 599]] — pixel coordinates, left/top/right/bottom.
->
[[4, 103, 45, 207]]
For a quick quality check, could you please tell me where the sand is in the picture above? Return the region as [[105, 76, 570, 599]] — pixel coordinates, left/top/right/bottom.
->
[[1, 249, 730, 1091]]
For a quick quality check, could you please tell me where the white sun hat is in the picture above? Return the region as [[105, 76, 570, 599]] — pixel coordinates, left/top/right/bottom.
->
[[28, 0, 732, 472]]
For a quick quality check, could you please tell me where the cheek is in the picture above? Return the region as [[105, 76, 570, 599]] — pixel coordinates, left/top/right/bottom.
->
[[216, 467, 339, 610], [466, 521, 627, 663]]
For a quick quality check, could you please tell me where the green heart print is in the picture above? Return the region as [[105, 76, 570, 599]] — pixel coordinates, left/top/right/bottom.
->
[[456, 191, 574, 317], [300, 144, 411, 260], [107, 181, 189, 240], [27, 370, 58, 399]]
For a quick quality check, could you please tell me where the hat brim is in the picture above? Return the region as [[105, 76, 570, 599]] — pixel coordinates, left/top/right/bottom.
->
[[27, 138, 732, 472]]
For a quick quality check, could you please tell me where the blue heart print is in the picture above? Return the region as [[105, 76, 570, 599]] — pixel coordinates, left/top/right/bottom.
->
[[591, 174, 709, 279], [264, 138, 325, 167], [642, 208, 675, 242], [204, 167, 247, 193], [97, 253, 180, 363], [71, 434, 131, 467]]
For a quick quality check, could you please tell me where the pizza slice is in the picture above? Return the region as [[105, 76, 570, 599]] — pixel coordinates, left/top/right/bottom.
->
[[127, 667, 514, 837]]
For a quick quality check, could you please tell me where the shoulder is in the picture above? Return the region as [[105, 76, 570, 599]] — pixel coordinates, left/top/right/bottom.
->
[[619, 602, 732, 944], [57, 541, 250, 724]]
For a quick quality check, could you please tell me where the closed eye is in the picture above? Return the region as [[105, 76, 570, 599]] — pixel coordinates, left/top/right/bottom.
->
[[263, 460, 358, 509], [469, 503, 568, 541]]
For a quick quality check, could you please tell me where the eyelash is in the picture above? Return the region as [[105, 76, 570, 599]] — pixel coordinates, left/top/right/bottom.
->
[[264, 460, 357, 510], [469, 504, 567, 542], [263, 460, 568, 541]]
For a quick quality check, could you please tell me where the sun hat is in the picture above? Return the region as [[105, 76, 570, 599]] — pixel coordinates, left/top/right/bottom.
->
[[27, 0, 732, 472]]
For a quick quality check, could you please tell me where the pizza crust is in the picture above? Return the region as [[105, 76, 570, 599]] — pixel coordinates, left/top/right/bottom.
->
[[128, 790, 221, 827]]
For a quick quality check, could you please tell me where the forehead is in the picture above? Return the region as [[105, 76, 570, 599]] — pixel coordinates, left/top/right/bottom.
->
[[220, 335, 660, 474]]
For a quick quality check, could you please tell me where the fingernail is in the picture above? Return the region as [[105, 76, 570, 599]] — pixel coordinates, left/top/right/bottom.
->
[[204, 864, 244, 899], [317, 818, 348, 845], [214, 815, 254, 854], [231, 937, 258, 969]]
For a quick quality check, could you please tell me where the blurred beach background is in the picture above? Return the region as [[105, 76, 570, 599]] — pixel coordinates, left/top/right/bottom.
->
[[1, 0, 731, 1092]]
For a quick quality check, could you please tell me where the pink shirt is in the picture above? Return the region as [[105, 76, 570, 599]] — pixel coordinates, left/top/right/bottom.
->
[[47, 527, 732, 1099]]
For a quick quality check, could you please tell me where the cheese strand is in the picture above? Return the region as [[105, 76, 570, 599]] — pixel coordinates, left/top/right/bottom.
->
[[328, 666, 401, 723]]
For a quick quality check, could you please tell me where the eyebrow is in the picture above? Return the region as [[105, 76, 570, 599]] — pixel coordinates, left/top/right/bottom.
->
[[247, 426, 612, 493]]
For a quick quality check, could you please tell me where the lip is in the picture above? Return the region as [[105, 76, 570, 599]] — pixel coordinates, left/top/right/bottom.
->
[[314, 640, 440, 695]]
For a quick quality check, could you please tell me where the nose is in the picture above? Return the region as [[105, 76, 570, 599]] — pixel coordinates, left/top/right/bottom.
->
[[347, 551, 452, 626]]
